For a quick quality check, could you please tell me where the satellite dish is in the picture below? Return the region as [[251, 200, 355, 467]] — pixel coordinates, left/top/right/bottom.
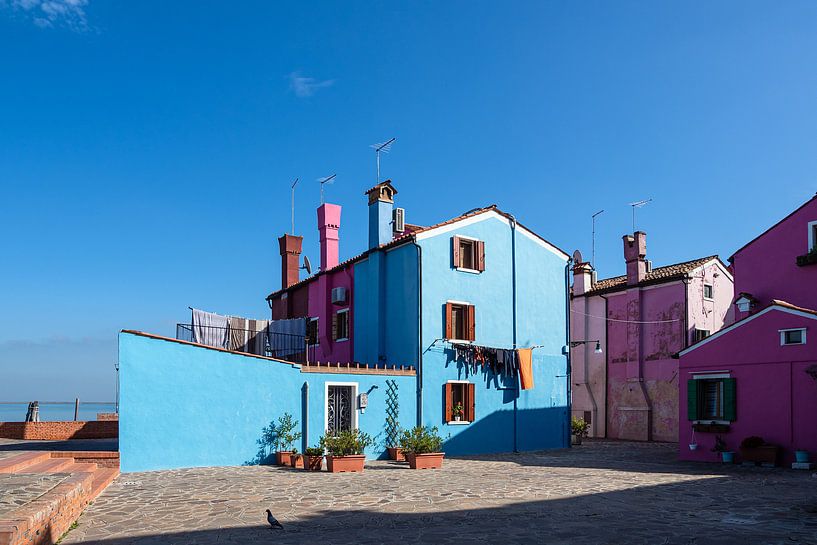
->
[[302, 255, 312, 275]]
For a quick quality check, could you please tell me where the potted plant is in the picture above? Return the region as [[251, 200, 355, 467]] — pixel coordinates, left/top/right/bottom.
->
[[452, 402, 464, 422], [795, 449, 810, 464], [385, 401, 403, 461], [571, 417, 590, 446], [689, 428, 698, 451], [303, 446, 324, 471], [321, 429, 372, 473], [272, 413, 302, 466], [739, 436, 780, 466], [399, 426, 445, 469], [712, 435, 734, 463], [288, 447, 304, 469]]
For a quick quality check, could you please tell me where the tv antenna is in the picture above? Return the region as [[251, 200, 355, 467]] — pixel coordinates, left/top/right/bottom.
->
[[290, 178, 298, 234], [370, 137, 396, 183], [591, 209, 604, 268], [629, 199, 652, 232], [318, 174, 336, 205]]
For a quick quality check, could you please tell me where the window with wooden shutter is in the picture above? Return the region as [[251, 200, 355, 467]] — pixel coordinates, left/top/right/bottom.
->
[[445, 382, 474, 423], [723, 378, 736, 421], [467, 305, 476, 341], [466, 382, 475, 422], [331, 313, 338, 341], [686, 379, 699, 420], [444, 383, 454, 422], [445, 302, 475, 341], [452, 236, 461, 268], [476, 240, 485, 272], [445, 303, 454, 339]]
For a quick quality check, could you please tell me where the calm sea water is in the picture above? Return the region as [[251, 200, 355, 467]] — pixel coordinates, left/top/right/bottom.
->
[[0, 403, 116, 422]]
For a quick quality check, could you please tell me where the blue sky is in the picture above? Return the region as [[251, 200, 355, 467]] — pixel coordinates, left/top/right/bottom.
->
[[1, 1, 815, 401]]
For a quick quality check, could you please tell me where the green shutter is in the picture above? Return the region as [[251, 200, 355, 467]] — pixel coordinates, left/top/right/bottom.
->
[[723, 378, 737, 421], [687, 379, 699, 420]]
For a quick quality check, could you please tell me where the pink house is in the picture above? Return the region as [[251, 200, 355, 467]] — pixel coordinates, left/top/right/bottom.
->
[[678, 193, 817, 464], [268, 202, 355, 364], [571, 231, 734, 442]]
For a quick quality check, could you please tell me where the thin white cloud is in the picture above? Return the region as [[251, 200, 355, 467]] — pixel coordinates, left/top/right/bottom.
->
[[2, 0, 89, 31], [288, 71, 335, 98]]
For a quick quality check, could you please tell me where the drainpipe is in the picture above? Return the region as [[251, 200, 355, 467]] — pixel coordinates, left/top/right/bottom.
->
[[599, 293, 609, 438], [302, 381, 309, 452], [564, 257, 572, 448], [413, 241, 424, 427], [508, 214, 519, 453]]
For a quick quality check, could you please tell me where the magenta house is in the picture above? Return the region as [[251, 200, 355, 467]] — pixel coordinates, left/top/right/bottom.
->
[[571, 231, 734, 442], [678, 193, 817, 464]]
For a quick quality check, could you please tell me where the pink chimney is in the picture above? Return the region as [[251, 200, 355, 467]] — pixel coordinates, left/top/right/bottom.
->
[[317, 203, 341, 271], [623, 231, 647, 285]]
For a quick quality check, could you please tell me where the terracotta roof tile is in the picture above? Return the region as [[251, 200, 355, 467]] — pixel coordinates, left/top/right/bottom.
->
[[583, 255, 721, 295]]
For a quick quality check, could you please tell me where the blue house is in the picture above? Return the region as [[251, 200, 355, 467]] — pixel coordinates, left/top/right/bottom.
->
[[119, 181, 570, 471]]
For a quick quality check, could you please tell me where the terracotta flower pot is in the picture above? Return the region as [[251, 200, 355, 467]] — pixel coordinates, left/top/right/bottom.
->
[[288, 454, 304, 469], [326, 455, 366, 473], [406, 452, 444, 470], [276, 451, 293, 466], [304, 455, 324, 471], [387, 447, 405, 461]]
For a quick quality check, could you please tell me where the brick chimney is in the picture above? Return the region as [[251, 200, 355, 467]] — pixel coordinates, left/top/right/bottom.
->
[[365, 180, 397, 249], [278, 234, 303, 289], [317, 203, 341, 271], [623, 231, 647, 286]]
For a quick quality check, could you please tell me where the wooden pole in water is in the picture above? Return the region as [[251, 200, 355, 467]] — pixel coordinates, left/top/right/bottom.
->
[[74, 398, 79, 421]]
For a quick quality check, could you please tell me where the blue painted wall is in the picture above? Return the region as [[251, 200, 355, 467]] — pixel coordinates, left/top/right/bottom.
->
[[353, 244, 418, 367], [416, 214, 570, 454], [119, 332, 415, 472]]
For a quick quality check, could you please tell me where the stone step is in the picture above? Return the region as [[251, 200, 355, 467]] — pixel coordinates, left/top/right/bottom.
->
[[63, 461, 99, 473], [0, 452, 51, 474], [89, 467, 119, 500], [20, 457, 77, 474]]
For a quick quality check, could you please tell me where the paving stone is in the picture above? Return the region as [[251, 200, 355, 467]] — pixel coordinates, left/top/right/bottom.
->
[[58, 441, 817, 544]]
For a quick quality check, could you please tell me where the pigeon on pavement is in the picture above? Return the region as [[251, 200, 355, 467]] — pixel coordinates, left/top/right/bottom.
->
[[266, 509, 283, 530]]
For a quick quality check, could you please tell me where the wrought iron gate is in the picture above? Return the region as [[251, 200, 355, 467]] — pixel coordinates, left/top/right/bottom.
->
[[327, 385, 354, 434]]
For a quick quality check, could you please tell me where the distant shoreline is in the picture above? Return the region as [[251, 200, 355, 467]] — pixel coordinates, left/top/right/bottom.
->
[[0, 401, 115, 405]]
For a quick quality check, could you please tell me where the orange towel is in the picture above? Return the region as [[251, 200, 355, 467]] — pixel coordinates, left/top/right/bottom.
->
[[517, 348, 534, 390]]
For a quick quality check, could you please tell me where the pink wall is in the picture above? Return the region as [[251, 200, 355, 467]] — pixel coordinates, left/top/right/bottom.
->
[[308, 265, 354, 363], [731, 196, 817, 316], [679, 307, 817, 463], [572, 260, 733, 442]]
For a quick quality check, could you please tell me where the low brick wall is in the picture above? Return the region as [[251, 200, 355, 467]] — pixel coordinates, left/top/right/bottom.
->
[[96, 413, 118, 421], [0, 421, 118, 441]]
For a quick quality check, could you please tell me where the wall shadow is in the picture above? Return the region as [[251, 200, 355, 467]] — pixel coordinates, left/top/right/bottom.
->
[[0, 438, 118, 452], [61, 475, 814, 545]]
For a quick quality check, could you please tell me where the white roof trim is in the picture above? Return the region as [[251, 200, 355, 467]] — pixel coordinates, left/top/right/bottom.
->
[[414, 210, 569, 260], [679, 304, 817, 356], [688, 258, 734, 282]]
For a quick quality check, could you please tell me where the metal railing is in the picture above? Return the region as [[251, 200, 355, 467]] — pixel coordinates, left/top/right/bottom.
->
[[176, 323, 313, 364]]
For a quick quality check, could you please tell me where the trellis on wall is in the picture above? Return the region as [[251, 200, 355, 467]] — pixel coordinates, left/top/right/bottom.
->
[[385, 379, 400, 447]]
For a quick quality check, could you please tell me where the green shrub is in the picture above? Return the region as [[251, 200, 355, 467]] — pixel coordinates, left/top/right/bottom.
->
[[398, 426, 443, 454], [263, 412, 302, 451], [571, 417, 590, 437], [304, 446, 324, 456], [320, 429, 373, 456]]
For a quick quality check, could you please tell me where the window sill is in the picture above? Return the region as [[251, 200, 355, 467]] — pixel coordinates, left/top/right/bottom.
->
[[455, 267, 482, 274], [693, 422, 730, 433], [703, 297, 714, 302], [335, 338, 349, 343], [448, 339, 474, 345], [446, 420, 471, 425]]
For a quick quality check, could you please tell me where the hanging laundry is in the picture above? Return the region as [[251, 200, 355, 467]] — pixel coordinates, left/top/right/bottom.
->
[[229, 317, 248, 352], [192, 308, 230, 349], [517, 348, 534, 390]]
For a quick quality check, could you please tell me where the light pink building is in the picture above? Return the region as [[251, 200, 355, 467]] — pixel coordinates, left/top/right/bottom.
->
[[678, 193, 817, 463], [571, 231, 733, 441]]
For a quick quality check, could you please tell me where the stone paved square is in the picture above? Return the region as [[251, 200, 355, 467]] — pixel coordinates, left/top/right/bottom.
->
[[62, 442, 817, 545]]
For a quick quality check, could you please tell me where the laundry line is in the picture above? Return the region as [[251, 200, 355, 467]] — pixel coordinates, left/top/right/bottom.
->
[[427, 338, 546, 350], [570, 308, 681, 324]]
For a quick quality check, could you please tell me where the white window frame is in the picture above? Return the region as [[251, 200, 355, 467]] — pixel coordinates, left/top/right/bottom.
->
[[324, 381, 359, 433], [335, 309, 350, 342], [455, 235, 482, 274], [780, 328, 806, 346], [808, 220, 817, 252], [703, 284, 714, 301], [446, 380, 472, 425], [691, 372, 731, 425]]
